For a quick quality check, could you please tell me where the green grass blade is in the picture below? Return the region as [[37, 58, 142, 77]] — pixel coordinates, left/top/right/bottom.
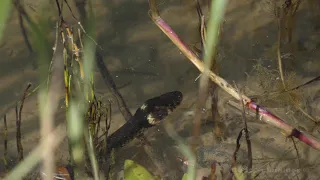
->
[[0, 0, 12, 41]]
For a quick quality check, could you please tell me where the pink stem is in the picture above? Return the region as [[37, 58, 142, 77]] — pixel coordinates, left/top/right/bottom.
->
[[248, 101, 320, 150], [151, 16, 320, 151]]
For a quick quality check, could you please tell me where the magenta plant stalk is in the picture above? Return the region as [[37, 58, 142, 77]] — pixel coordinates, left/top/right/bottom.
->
[[149, 14, 320, 151]]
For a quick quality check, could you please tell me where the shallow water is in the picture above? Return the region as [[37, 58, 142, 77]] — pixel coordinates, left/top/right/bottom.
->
[[0, 0, 319, 179]]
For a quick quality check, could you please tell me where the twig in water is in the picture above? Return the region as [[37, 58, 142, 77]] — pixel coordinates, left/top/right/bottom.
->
[[236, 85, 252, 179], [114, 69, 159, 78], [106, 100, 112, 138], [95, 52, 133, 122], [3, 114, 8, 170], [148, 0, 320, 151], [16, 83, 32, 161], [19, 83, 31, 127], [15, 0, 34, 67], [257, 75, 320, 99], [291, 137, 301, 168], [286, 75, 320, 92], [0, 81, 43, 121], [227, 129, 244, 180]]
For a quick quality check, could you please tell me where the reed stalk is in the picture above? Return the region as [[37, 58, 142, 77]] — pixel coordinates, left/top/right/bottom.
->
[[148, 0, 320, 151]]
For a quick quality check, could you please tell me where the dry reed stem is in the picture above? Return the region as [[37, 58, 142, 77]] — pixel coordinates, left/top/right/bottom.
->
[[148, 4, 320, 151], [196, 0, 206, 50], [277, 15, 286, 89]]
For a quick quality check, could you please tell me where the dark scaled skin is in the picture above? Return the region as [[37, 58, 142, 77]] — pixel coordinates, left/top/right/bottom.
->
[[105, 91, 183, 154]]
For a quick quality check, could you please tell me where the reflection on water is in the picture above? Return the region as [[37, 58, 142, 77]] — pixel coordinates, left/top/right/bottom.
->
[[0, 0, 319, 179]]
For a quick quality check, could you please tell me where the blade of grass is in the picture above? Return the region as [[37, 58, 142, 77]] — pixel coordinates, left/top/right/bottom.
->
[[84, 130, 100, 180], [4, 125, 66, 180], [0, 0, 11, 41], [8, 2, 65, 179], [81, 1, 100, 178], [192, 0, 229, 153], [38, 21, 64, 179], [164, 121, 196, 180]]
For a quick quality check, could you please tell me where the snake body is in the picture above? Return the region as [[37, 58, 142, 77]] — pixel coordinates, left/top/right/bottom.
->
[[105, 91, 183, 153]]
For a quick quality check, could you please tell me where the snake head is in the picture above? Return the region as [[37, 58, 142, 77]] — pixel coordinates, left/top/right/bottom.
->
[[142, 91, 183, 125]]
